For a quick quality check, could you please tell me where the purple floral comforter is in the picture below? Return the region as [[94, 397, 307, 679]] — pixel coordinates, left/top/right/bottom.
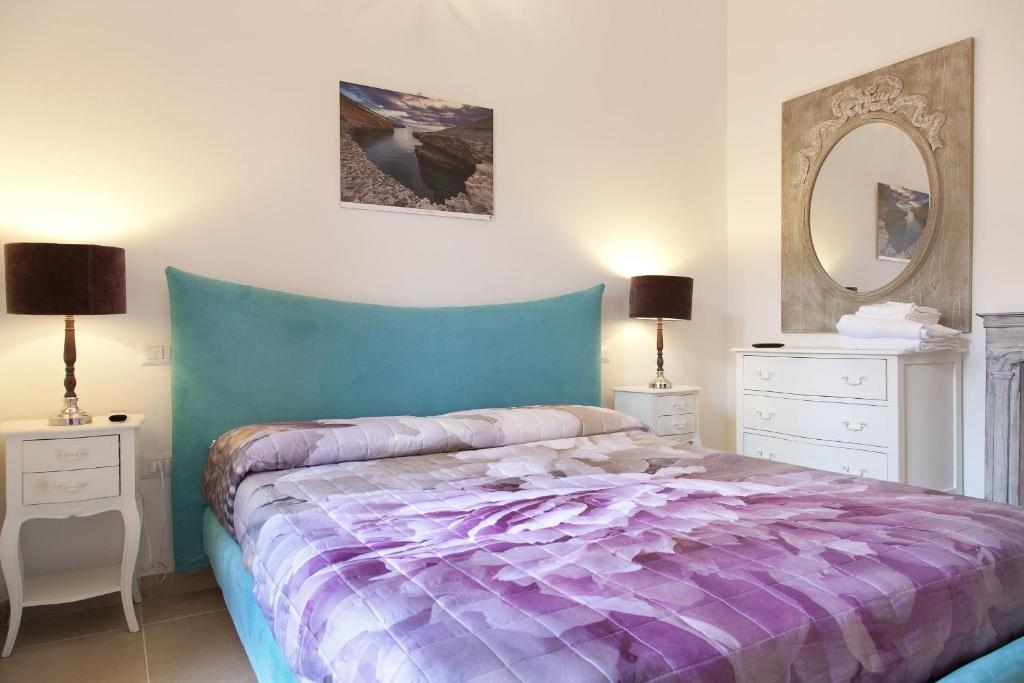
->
[[202, 405, 1024, 683]]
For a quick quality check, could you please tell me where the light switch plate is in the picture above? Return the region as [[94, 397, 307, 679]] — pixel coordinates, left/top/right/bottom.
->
[[141, 342, 171, 366]]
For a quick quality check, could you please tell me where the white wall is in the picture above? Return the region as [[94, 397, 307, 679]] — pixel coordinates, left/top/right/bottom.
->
[[726, 0, 1024, 497], [0, 0, 728, 579]]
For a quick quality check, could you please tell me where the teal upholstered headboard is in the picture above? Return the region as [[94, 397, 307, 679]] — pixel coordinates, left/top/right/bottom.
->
[[167, 267, 604, 571]]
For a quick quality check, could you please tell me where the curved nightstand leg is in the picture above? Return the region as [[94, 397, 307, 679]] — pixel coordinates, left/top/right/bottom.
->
[[0, 518, 24, 657], [132, 575, 142, 604], [120, 506, 141, 632]]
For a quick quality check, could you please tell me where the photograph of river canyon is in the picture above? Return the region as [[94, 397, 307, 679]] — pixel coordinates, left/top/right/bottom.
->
[[340, 81, 494, 218]]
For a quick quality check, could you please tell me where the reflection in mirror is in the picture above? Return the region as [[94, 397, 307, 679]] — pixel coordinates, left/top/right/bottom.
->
[[809, 122, 929, 293]]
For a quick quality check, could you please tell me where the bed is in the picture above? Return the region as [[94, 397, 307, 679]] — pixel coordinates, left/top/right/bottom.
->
[[167, 268, 1024, 682]]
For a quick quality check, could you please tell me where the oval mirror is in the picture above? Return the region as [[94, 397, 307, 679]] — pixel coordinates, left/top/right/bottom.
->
[[809, 121, 931, 293]]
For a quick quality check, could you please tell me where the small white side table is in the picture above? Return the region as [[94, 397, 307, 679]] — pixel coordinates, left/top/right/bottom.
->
[[0, 415, 144, 657], [613, 385, 702, 446]]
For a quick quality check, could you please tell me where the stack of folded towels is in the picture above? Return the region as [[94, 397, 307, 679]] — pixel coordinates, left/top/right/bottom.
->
[[836, 302, 961, 351]]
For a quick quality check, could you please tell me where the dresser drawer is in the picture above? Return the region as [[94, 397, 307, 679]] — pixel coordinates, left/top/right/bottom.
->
[[23, 466, 121, 505], [743, 355, 887, 400], [742, 432, 888, 480], [657, 394, 696, 416], [22, 434, 120, 473], [656, 413, 695, 436], [743, 395, 890, 447]]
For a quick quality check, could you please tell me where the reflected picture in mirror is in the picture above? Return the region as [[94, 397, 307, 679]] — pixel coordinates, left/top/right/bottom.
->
[[877, 183, 929, 263], [809, 121, 929, 293]]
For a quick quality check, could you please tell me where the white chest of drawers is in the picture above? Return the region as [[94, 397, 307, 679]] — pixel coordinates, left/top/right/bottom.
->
[[613, 385, 701, 446], [734, 348, 962, 491], [0, 416, 144, 657]]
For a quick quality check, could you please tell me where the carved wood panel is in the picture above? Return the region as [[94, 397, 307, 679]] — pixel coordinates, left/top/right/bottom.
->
[[782, 39, 973, 332], [981, 313, 1024, 505]]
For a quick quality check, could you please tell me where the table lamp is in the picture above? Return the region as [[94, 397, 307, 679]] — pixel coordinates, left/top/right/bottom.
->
[[4, 243, 127, 425], [629, 275, 693, 389]]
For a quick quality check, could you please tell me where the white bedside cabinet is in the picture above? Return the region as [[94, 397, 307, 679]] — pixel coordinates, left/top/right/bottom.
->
[[0, 415, 144, 657], [613, 385, 702, 446]]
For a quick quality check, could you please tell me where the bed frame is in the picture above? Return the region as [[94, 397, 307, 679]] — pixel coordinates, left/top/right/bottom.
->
[[166, 267, 1022, 683]]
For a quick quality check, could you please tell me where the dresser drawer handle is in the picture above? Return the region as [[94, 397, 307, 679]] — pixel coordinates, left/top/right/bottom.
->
[[756, 370, 775, 381], [757, 448, 776, 461], [755, 409, 775, 421], [840, 375, 866, 387], [841, 464, 869, 476], [841, 420, 867, 432], [55, 448, 89, 461], [56, 481, 89, 493]]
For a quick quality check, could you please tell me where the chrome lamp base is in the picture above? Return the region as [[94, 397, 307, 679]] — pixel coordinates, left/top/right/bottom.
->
[[49, 396, 92, 426], [648, 371, 673, 389]]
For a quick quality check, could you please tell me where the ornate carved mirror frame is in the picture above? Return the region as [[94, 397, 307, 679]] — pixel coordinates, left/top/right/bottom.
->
[[781, 39, 973, 332]]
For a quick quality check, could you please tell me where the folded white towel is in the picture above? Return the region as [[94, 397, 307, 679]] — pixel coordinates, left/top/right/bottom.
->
[[838, 335, 961, 352], [836, 315, 960, 341], [922, 324, 960, 339], [854, 301, 941, 325]]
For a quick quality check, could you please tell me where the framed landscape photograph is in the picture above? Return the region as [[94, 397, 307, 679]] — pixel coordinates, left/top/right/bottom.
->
[[339, 81, 494, 219], [877, 182, 929, 263]]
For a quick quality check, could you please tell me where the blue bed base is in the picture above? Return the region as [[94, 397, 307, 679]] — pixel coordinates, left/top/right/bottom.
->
[[204, 508, 296, 683], [937, 641, 1024, 682]]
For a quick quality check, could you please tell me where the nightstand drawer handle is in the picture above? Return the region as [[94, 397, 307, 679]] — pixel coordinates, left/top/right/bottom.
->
[[841, 420, 867, 432], [841, 375, 866, 386], [756, 448, 776, 461], [56, 481, 89, 493], [755, 370, 775, 381], [841, 464, 868, 476], [55, 448, 89, 460], [755, 409, 775, 421]]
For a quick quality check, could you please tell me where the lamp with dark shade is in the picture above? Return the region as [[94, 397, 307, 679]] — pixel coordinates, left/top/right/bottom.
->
[[629, 275, 693, 389], [4, 243, 127, 425]]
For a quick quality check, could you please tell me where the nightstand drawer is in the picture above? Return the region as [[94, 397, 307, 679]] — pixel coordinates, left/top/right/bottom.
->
[[22, 466, 120, 505], [656, 413, 695, 436], [22, 435, 119, 473], [657, 394, 696, 416]]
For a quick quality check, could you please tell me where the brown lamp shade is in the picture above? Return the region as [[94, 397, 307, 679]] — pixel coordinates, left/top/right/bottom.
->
[[629, 275, 693, 320], [5, 243, 127, 315]]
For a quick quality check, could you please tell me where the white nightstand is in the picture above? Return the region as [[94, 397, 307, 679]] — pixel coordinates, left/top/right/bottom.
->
[[613, 385, 702, 446], [0, 415, 144, 657]]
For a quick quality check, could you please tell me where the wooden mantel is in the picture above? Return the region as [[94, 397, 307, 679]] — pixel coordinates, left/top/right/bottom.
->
[[980, 313, 1024, 504]]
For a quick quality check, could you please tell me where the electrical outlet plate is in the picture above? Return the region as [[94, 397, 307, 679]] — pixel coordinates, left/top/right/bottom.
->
[[141, 457, 172, 479]]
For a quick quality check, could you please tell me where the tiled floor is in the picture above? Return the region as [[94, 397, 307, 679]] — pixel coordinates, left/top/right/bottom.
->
[[0, 570, 257, 683]]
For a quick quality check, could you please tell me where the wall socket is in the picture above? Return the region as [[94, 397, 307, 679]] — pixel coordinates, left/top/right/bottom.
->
[[142, 457, 172, 479]]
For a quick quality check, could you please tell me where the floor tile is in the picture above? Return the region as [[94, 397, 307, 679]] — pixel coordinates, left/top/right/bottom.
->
[[0, 629, 146, 683], [14, 602, 141, 649], [140, 568, 217, 599], [145, 609, 256, 683], [141, 586, 225, 624]]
